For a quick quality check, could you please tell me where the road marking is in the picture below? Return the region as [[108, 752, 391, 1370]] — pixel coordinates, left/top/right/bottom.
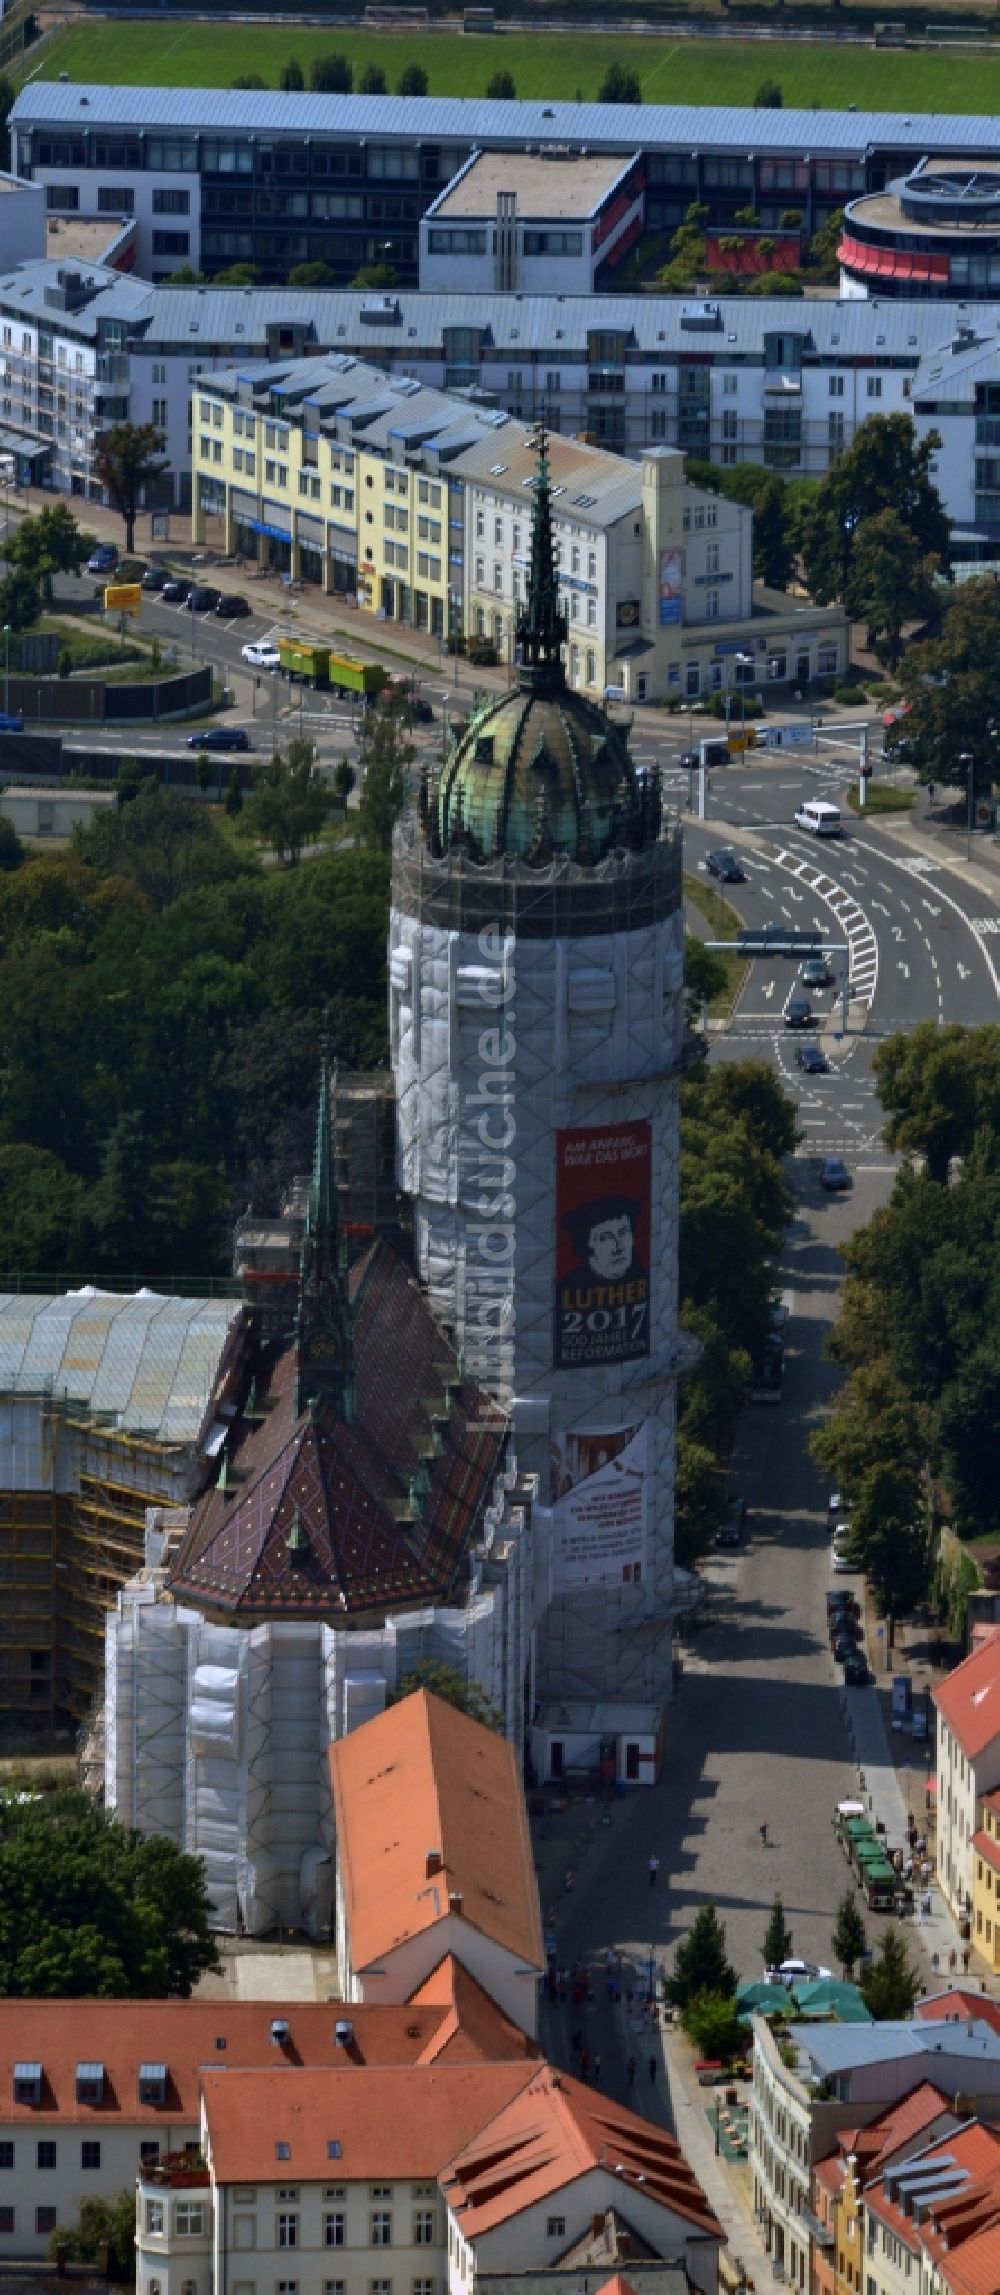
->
[[897, 961, 910, 979], [958, 962, 971, 980], [921, 900, 942, 919], [971, 918, 1000, 934], [852, 835, 1000, 1002]]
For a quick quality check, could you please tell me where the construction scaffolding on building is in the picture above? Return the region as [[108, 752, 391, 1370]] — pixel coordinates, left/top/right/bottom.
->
[[0, 1291, 250, 1728]]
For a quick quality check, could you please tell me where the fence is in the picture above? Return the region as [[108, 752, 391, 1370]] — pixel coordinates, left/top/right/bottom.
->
[[0, 665, 212, 727]]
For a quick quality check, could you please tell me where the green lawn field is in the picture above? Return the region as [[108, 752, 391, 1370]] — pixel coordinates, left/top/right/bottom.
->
[[20, 17, 1000, 110]]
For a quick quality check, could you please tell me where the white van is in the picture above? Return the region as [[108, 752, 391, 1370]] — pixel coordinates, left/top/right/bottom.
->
[[794, 799, 842, 837]]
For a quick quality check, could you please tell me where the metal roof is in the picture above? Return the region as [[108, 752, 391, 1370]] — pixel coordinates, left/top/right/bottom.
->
[[0, 1289, 243, 1445], [12, 81, 1000, 161], [791, 2020, 1000, 2074]]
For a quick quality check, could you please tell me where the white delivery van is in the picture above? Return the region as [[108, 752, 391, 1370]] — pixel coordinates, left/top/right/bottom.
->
[[794, 798, 842, 836]]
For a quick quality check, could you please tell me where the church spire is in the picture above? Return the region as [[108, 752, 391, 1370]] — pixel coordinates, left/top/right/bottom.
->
[[296, 1052, 354, 1422], [515, 424, 568, 694]]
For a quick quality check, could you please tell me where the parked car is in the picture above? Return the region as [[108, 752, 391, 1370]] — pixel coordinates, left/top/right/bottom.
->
[[715, 1495, 748, 1550], [216, 592, 251, 618], [187, 726, 252, 751], [706, 848, 746, 884], [161, 576, 192, 603], [187, 584, 222, 613], [801, 956, 834, 989], [828, 1490, 849, 1519], [0, 711, 23, 733], [767, 1958, 833, 1987], [832, 1633, 859, 1662], [843, 1654, 870, 1686], [819, 1156, 852, 1192], [86, 542, 118, 575], [785, 995, 813, 1030], [242, 639, 281, 670], [827, 1588, 859, 1614], [796, 1043, 828, 1074], [832, 1547, 857, 1574], [829, 1609, 862, 1642], [142, 565, 171, 591]]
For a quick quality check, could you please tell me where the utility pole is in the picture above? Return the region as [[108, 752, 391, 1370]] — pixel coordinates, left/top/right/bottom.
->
[[962, 751, 974, 861]]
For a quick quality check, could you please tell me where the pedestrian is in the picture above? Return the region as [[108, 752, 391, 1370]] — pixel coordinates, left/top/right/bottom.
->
[[593, 2054, 602, 2083], [648, 1854, 660, 1887], [648, 2054, 657, 2084], [760, 1822, 768, 1847], [931, 1951, 940, 1975], [963, 1948, 971, 1974], [949, 1948, 957, 1974], [627, 2056, 637, 2086]]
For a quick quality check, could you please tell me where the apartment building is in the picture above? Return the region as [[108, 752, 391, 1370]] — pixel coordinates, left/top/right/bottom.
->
[[11, 82, 1000, 288], [190, 352, 845, 705], [0, 1993, 536, 2261], [749, 2013, 1000, 2294], [134, 2058, 723, 2295], [934, 1630, 1000, 1930], [330, 1691, 543, 2037], [862, 2122, 1000, 2295], [811, 2083, 960, 2295]]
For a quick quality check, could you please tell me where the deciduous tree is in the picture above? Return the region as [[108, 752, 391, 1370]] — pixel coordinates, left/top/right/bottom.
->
[[0, 1790, 219, 1996], [93, 423, 168, 555], [243, 736, 332, 866], [843, 507, 939, 670], [799, 414, 948, 607], [358, 691, 414, 852], [49, 2193, 136, 2280], [889, 580, 1000, 799]]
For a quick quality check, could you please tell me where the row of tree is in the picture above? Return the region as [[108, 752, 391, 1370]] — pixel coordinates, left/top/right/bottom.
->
[[674, 1058, 797, 1566], [665, 1895, 919, 2058], [230, 58, 642, 104], [813, 1026, 1000, 1601]]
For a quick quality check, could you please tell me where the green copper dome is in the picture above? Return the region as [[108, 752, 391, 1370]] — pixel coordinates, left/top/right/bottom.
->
[[421, 430, 662, 871]]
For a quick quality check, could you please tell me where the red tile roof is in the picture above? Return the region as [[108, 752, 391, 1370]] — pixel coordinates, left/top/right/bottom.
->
[[933, 1638, 1000, 1762], [409, 1959, 540, 2065], [593, 2276, 641, 2295], [171, 1239, 507, 1618], [834, 2082, 955, 2177], [916, 1992, 1000, 2040], [938, 2221, 1000, 2295], [866, 2124, 1000, 2248], [972, 1830, 1000, 1876], [0, 2000, 457, 2123], [441, 2065, 722, 2240], [329, 1689, 544, 1976], [201, 2063, 536, 2183]]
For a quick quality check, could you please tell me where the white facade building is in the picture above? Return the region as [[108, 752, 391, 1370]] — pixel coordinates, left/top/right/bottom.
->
[[419, 150, 644, 298], [934, 1630, 1000, 1925]]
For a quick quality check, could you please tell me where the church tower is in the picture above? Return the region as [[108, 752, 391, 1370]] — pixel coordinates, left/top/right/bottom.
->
[[390, 432, 688, 1710]]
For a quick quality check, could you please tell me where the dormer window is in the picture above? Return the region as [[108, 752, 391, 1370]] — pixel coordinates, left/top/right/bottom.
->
[[13, 2064, 41, 2105], [76, 2064, 104, 2106], [139, 2065, 167, 2107]]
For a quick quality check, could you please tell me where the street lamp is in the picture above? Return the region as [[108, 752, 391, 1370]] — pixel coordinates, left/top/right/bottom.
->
[[3, 624, 9, 719], [961, 750, 974, 862]]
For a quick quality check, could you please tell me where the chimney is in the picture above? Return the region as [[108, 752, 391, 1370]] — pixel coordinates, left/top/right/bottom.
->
[[449, 1891, 464, 1916], [426, 1849, 443, 1878]]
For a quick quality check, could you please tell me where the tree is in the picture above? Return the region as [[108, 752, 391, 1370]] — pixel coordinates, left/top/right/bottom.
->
[[657, 204, 709, 290], [280, 58, 304, 90], [0, 564, 39, 633], [799, 415, 949, 608], [763, 1894, 793, 1970], [0, 1789, 219, 1995], [753, 77, 783, 106], [684, 933, 726, 1025], [357, 691, 414, 852], [74, 778, 247, 912], [806, 207, 844, 281], [243, 736, 332, 866], [873, 1024, 1000, 1180], [391, 1661, 503, 1731], [93, 423, 168, 555], [0, 815, 21, 872], [674, 1427, 724, 1569], [225, 767, 244, 817], [359, 62, 388, 94], [231, 71, 266, 87], [486, 69, 516, 98], [843, 508, 939, 671], [832, 1889, 867, 1978], [351, 261, 401, 290], [213, 262, 263, 286], [49, 2193, 136, 2280], [860, 1924, 920, 2020], [288, 260, 334, 288], [310, 52, 353, 91], [682, 1990, 750, 2060], [4, 503, 93, 602], [333, 760, 357, 802], [889, 581, 1000, 800], [667, 1903, 737, 2007], [751, 476, 795, 589], [734, 205, 761, 226], [397, 62, 429, 95], [597, 62, 641, 102], [0, 1143, 89, 1273]]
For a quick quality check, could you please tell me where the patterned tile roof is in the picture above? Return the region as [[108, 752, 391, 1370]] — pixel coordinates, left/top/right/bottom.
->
[[169, 1238, 506, 1618]]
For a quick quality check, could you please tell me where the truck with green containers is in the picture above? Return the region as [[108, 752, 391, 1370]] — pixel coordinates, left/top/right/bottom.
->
[[277, 639, 390, 702]]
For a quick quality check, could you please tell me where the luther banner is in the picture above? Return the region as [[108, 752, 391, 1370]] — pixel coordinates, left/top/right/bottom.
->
[[553, 1123, 651, 1370]]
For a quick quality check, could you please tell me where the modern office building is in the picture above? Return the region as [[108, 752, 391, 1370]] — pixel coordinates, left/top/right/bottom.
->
[[418, 150, 645, 298], [11, 83, 1000, 289], [190, 351, 846, 703], [840, 159, 1000, 302]]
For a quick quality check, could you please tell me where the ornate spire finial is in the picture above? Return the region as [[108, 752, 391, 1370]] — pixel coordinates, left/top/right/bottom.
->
[[296, 1050, 354, 1422], [515, 424, 568, 695]]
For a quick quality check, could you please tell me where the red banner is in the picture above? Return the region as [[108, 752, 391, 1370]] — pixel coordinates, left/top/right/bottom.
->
[[553, 1123, 651, 1370]]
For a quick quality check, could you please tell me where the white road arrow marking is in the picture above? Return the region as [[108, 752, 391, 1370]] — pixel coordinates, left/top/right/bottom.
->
[[762, 980, 776, 1000], [897, 961, 910, 978], [958, 962, 971, 980]]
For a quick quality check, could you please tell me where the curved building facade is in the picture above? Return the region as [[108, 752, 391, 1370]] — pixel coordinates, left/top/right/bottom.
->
[[391, 435, 689, 1713], [840, 160, 1000, 300]]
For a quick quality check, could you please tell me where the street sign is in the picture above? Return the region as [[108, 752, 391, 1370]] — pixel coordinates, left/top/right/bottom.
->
[[104, 582, 142, 612], [737, 926, 826, 956]]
